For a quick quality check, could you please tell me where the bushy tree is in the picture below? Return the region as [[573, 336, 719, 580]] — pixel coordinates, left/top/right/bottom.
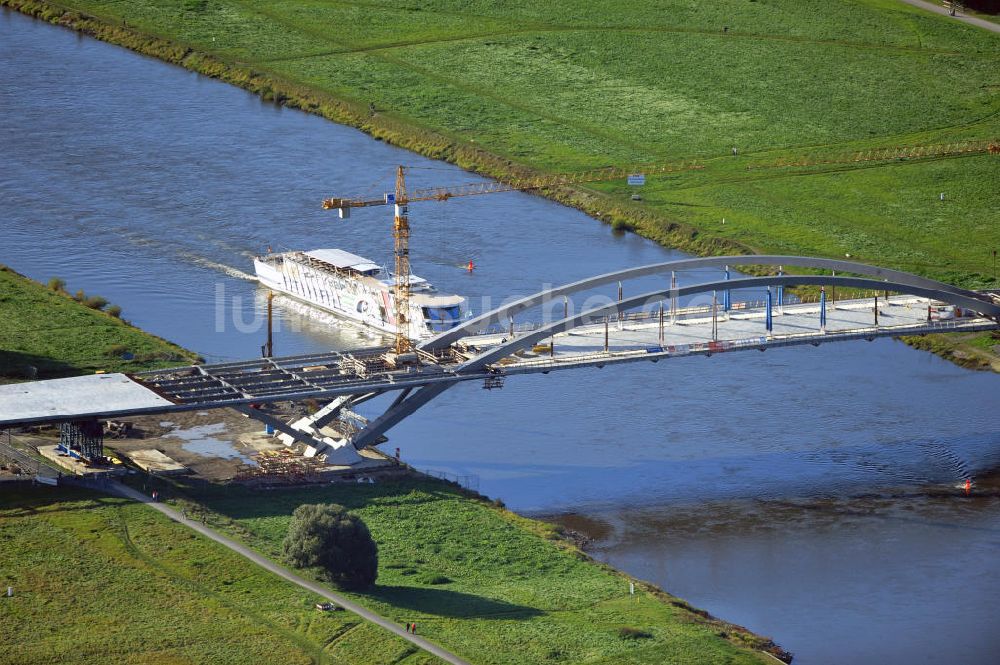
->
[[282, 503, 378, 590]]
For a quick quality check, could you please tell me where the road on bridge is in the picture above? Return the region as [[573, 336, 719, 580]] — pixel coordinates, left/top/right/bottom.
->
[[106, 481, 473, 665]]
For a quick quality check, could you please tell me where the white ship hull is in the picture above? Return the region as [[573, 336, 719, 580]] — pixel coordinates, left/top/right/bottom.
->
[[253, 249, 467, 340]]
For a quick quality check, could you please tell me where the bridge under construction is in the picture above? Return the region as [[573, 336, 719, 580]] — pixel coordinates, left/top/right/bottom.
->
[[2, 256, 997, 466]]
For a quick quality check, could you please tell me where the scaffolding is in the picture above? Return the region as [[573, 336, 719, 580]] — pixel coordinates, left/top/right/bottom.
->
[[58, 420, 104, 461]]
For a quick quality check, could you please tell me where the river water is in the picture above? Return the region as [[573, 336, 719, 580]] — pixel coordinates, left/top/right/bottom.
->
[[2, 9, 999, 664]]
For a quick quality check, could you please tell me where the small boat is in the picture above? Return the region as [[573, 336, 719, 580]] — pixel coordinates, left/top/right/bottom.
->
[[254, 248, 468, 339]]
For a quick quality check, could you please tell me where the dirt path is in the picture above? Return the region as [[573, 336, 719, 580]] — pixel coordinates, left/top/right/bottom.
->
[[897, 0, 1000, 33], [108, 481, 473, 665]]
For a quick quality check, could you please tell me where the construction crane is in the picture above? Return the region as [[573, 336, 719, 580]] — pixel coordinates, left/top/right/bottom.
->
[[323, 139, 998, 356]]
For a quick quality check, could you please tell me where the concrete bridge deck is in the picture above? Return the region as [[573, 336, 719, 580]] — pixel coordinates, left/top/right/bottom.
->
[[0, 294, 993, 428], [464, 295, 995, 374]]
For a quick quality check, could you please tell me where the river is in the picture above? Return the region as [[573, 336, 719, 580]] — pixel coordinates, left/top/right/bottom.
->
[[2, 9, 999, 664]]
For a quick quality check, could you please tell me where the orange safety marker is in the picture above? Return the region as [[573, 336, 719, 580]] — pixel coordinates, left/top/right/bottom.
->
[[467, 260, 475, 272], [965, 478, 972, 495]]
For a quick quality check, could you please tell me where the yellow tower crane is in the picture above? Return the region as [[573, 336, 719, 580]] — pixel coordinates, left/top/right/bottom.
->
[[323, 139, 998, 356]]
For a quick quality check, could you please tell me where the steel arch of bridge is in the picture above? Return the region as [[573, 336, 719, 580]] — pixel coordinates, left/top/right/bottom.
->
[[418, 255, 990, 351], [349, 270, 1000, 447]]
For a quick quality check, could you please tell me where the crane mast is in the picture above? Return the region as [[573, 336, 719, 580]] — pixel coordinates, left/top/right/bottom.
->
[[393, 166, 411, 354]]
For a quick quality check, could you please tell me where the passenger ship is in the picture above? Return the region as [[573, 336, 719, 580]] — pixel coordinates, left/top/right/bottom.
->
[[253, 249, 468, 340]]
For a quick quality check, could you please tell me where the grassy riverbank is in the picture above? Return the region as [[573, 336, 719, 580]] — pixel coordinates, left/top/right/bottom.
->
[[3, 0, 998, 369], [0, 266, 200, 380], [0, 482, 781, 664], [130, 475, 784, 664], [0, 486, 444, 665]]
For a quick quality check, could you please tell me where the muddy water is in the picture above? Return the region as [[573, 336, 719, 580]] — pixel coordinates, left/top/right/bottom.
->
[[554, 488, 1000, 664], [2, 9, 999, 663]]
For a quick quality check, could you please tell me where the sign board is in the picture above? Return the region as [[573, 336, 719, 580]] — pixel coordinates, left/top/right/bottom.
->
[[384, 193, 395, 204], [627, 173, 646, 186]]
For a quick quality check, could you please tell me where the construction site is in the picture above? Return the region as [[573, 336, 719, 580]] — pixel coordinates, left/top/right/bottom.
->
[[1, 403, 404, 487]]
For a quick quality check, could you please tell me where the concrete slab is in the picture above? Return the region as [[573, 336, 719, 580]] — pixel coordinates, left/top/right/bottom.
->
[[37, 445, 120, 477], [0, 373, 175, 426], [127, 448, 187, 474]]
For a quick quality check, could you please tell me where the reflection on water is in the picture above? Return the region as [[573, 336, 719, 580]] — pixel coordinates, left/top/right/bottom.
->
[[2, 8, 999, 664], [166, 423, 257, 466], [563, 488, 1000, 665]]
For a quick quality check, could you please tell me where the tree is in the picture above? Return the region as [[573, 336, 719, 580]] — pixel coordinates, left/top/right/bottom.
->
[[282, 503, 378, 590]]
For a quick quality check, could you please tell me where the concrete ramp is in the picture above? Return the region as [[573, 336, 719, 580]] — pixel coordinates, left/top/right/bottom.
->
[[0, 373, 177, 426]]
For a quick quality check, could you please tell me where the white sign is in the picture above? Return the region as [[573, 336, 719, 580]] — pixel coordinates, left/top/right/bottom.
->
[[627, 173, 645, 186]]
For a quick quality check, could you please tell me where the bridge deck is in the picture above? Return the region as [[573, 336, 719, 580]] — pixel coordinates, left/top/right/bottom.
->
[[469, 295, 951, 353], [476, 295, 995, 374], [0, 295, 995, 427]]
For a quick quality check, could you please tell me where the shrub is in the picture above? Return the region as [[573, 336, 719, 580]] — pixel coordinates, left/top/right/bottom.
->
[[73, 289, 85, 302], [282, 503, 378, 590], [611, 218, 634, 233], [415, 572, 451, 585], [47, 277, 66, 292], [105, 344, 129, 358], [84, 295, 108, 310], [619, 627, 653, 640], [106, 304, 123, 318]]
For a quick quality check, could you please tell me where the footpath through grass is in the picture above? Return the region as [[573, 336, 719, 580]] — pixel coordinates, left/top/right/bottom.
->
[[0, 266, 200, 380], [145, 476, 781, 665], [1, 480, 780, 664], [0, 485, 443, 665]]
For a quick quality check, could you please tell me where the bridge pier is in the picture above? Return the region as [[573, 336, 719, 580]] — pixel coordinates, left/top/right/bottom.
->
[[777, 266, 784, 315], [820, 287, 827, 333], [766, 287, 773, 333], [234, 405, 362, 465], [351, 383, 454, 450], [723, 265, 731, 312], [670, 271, 678, 324]]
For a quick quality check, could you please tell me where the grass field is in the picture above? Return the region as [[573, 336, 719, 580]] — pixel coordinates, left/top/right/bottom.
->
[[5, 0, 997, 288], [137, 476, 781, 665], [0, 266, 200, 379], [0, 486, 443, 665], [1, 1, 996, 342], [0, 481, 779, 664]]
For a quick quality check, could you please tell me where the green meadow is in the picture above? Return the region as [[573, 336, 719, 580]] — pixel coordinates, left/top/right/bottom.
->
[[147, 476, 781, 664], [0, 266, 200, 380], [7, 0, 997, 286], [0, 482, 778, 664], [0, 486, 443, 665]]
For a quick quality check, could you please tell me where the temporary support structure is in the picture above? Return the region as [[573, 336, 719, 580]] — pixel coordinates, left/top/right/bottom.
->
[[59, 420, 103, 461]]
